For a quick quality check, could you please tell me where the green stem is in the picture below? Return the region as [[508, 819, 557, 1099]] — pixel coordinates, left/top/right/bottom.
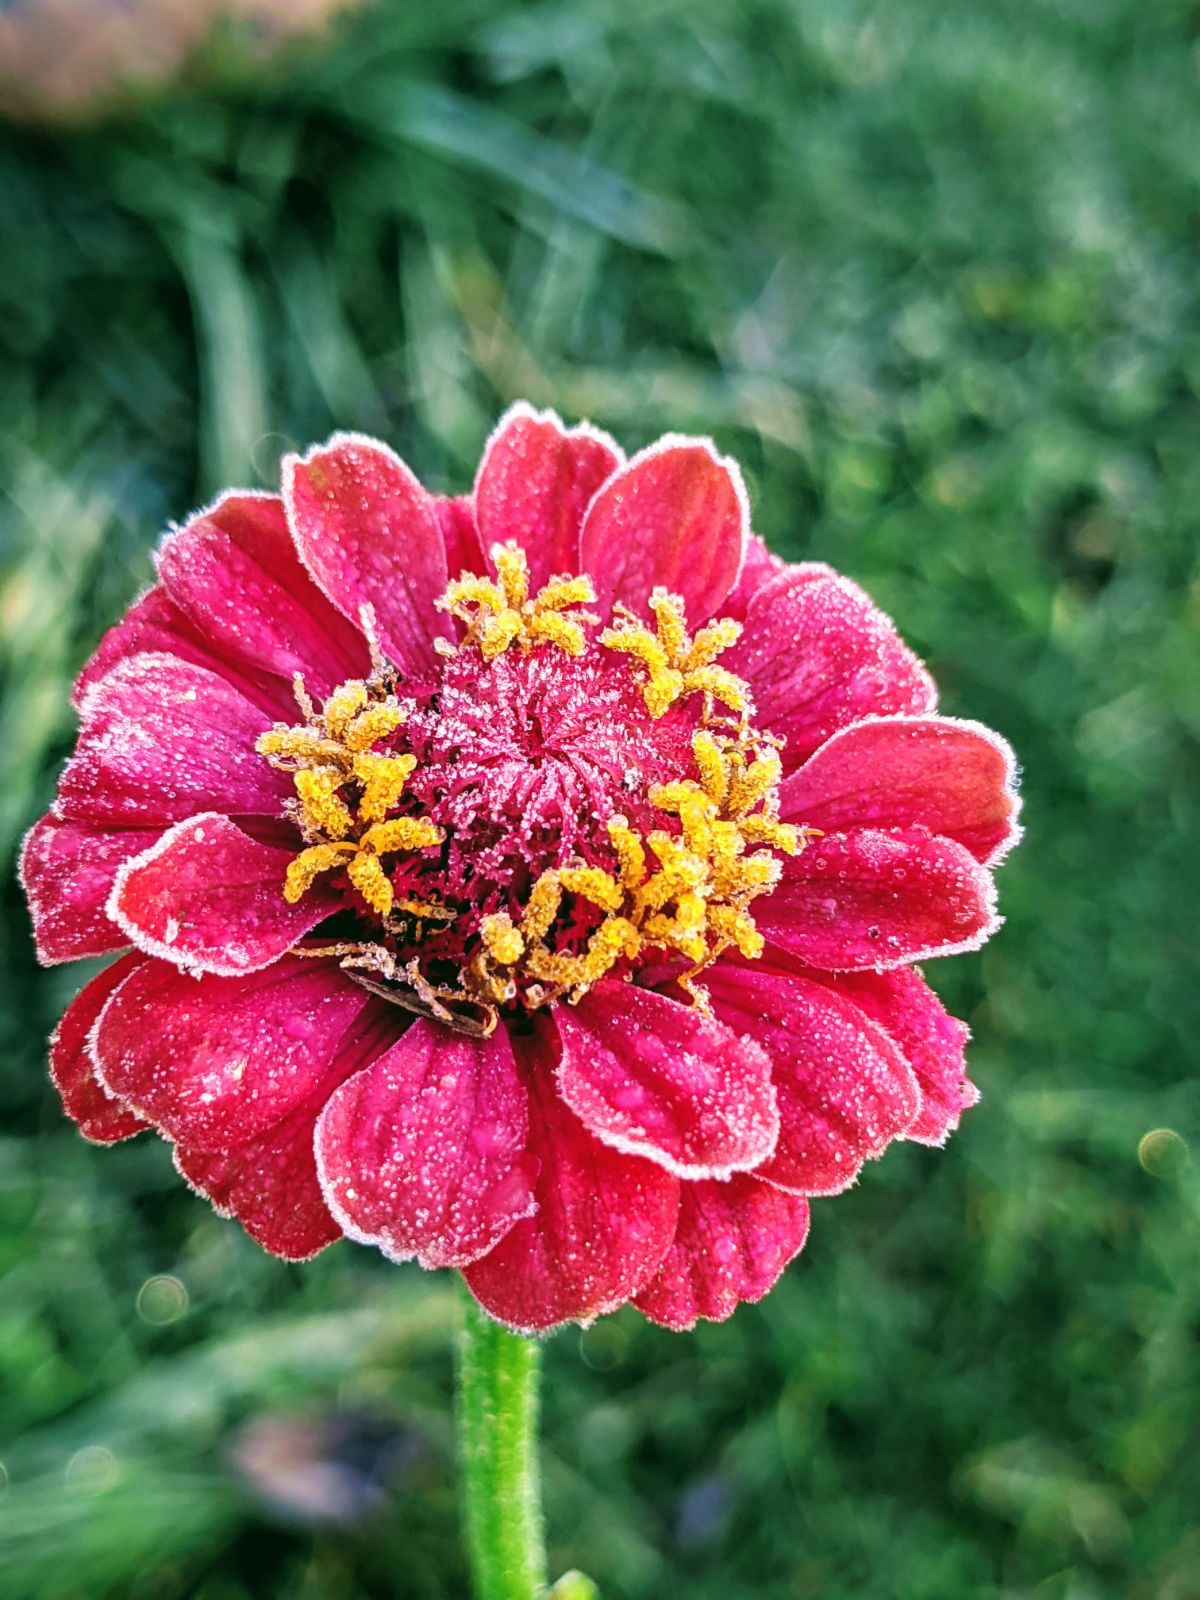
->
[[457, 1285, 548, 1600]]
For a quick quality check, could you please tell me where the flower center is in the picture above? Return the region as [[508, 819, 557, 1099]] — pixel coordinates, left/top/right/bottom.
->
[[256, 544, 812, 1028]]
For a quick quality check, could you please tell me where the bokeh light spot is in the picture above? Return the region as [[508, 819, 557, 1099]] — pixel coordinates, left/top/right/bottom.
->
[[64, 1445, 121, 1493], [136, 1274, 189, 1325], [1137, 1128, 1190, 1178]]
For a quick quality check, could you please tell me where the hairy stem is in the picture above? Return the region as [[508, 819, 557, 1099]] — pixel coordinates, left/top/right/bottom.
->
[[457, 1285, 547, 1600]]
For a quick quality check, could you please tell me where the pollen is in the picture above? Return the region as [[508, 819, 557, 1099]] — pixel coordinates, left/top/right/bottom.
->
[[600, 587, 752, 721], [437, 542, 599, 660], [257, 677, 442, 921]]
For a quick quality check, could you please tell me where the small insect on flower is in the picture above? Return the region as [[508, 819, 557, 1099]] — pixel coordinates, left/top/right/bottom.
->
[[21, 404, 1021, 1332]]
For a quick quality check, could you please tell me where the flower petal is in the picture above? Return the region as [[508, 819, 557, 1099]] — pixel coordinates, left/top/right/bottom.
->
[[433, 492, 486, 579], [107, 813, 339, 976], [634, 1175, 810, 1330], [724, 570, 936, 770], [60, 652, 291, 827], [175, 1118, 340, 1262], [475, 402, 622, 592], [781, 715, 1022, 865], [48, 954, 149, 1143], [811, 966, 977, 1146], [20, 812, 158, 965], [462, 1017, 680, 1332], [757, 826, 1000, 971], [72, 586, 294, 720], [283, 434, 449, 677], [556, 980, 778, 1178], [93, 951, 374, 1149], [315, 1018, 535, 1269], [172, 1006, 399, 1262], [580, 435, 748, 623], [723, 533, 793, 619], [707, 961, 920, 1195], [156, 490, 370, 698]]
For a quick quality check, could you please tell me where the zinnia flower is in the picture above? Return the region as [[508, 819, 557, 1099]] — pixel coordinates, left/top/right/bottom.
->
[[21, 405, 1021, 1332], [0, 0, 358, 124]]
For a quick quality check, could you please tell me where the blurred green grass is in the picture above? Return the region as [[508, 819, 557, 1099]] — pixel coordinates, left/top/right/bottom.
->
[[1, 1, 1198, 1596]]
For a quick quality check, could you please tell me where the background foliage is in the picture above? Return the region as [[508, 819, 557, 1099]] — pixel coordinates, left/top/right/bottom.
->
[[1, 2, 1198, 1596]]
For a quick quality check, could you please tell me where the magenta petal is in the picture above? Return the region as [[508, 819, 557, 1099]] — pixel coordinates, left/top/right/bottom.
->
[[168, 1008, 399, 1262], [707, 962, 920, 1195], [156, 490, 370, 697], [433, 492, 486, 579], [283, 434, 449, 677], [93, 952, 372, 1149], [813, 966, 977, 1146], [723, 534, 793, 619], [315, 1018, 535, 1269], [462, 1018, 680, 1332], [175, 1117, 341, 1262], [60, 652, 291, 827], [72, 586, 295, 721], [107, 813, 338, 976], [580, 435, 748, 623], [781, 715, 1022, 865], [475, 403, 622, 592], [48, 954, 149, 1143], [20, 812, 159, 965], [556, 980, 778, 1178], [634, 1175, 810, 1330], [758, 826, 1000, 971], [725, 570, 937, 771]]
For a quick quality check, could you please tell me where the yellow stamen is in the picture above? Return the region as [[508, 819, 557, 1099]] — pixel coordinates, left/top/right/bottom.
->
[[600, 591, 752, 722], [607, 815, 646, 889], [295, 768, 355, 840], [480, 913, 526, 966], [360, 817, 443, 854], [557, 865, 625, 913], [344, 702, 405, 752], [322, 680, 369, 739], [437, 544, 598, 660], [691, 730, 728, 805], [284, 842, 356, 903], [348, 853, 396, 917], [353, 751, 417, 823]]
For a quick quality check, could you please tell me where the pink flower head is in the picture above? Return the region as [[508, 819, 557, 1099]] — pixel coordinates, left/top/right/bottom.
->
[[22, 405, 1021, 1332]]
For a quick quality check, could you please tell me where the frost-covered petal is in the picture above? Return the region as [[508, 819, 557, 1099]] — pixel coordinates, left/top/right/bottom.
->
[[811, 965, 977, 1146], [59, 652, 291, 826], [725, 570, 936, 771], [556, 980, 778, 1178], [156, 490, 370, 697], [48, 953, 149, 1143], [757, 826, 1000, 971], [171, 1008, 398, 1261], [781, 715, 1022, 865], [580, 435, 748, 624], [315, 1018, 535, 1269], [433, 492, 486, 579], [707, 961, 920, 1195], [93, 951, 373, 1150], [107, 813, 339, 976], [475, 402, 622, 593], [634, 1175, 810, 1330], [72, 585, 294, 720], [175, 1118, 340, 1262], [283, 434, 449, 676], [462, 1019, 679, 1332], [723, 534, 794, 619], [20, 812, 158, 965]]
